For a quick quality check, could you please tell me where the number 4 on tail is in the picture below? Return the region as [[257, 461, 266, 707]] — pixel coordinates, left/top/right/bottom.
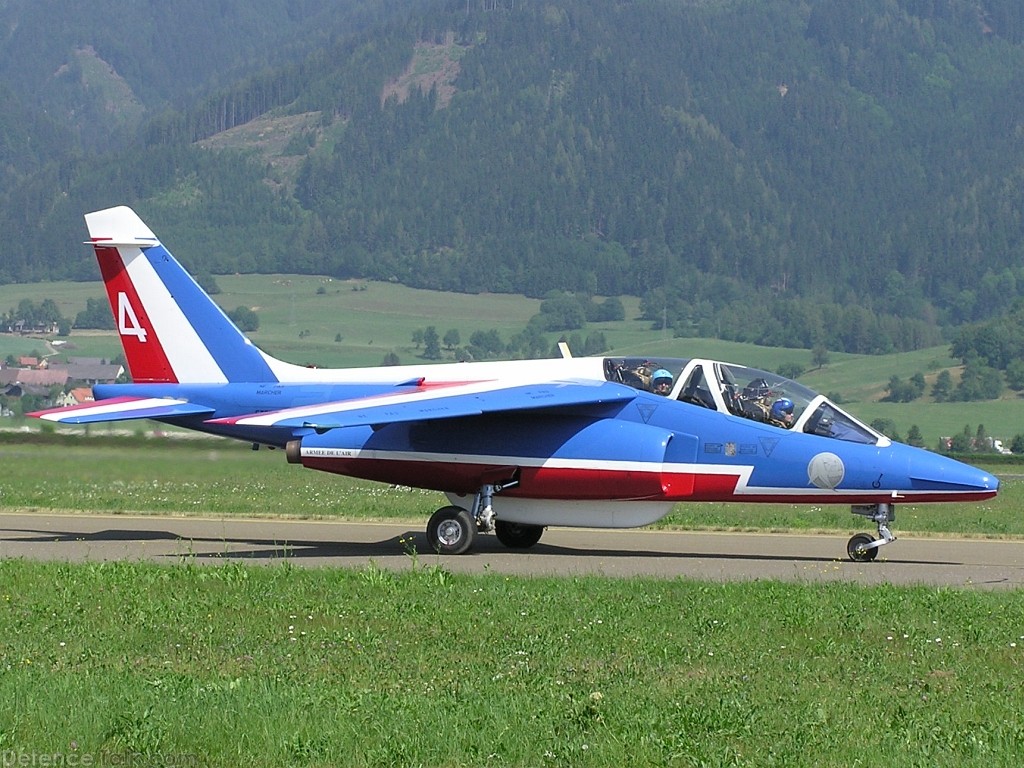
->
[[117, 292, 148, 342]]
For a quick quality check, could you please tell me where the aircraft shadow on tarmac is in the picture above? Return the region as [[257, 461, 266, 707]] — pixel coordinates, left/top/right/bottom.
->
[[3, 527, 391, 560], [1, 526, 962, 566]]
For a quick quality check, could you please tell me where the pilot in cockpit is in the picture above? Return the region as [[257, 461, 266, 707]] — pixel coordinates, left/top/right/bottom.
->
[[651, 369, 674, 396], [769, 397, 795, 429]]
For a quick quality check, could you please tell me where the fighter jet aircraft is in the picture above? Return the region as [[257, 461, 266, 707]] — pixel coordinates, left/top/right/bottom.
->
[[32, 206, 999, 560]]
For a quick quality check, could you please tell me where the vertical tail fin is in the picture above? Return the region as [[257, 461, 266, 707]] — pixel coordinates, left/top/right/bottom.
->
[[88, 206, 278, 384]]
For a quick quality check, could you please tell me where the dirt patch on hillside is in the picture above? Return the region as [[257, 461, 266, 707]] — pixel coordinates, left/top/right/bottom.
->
[[381, 38, 467, 109], [198, 111, 322, 188]]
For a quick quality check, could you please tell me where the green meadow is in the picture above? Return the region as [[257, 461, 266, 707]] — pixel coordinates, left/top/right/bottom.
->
[[1, 436, 1022, 766], [1, 558, 1023, 767]]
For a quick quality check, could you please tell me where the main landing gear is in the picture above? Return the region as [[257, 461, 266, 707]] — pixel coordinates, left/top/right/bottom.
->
[[424, 482, 544, 555], [426, 506, 476, 556], [846, 503, 896, 562]]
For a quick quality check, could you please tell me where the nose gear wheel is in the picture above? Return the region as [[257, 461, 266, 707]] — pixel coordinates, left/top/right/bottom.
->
[[847, 503, 897, 562]]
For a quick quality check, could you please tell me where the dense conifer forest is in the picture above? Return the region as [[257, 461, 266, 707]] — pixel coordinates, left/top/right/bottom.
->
[[1, 0, 1023, 356]]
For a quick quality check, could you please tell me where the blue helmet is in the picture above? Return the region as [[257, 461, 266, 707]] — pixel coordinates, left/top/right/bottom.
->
[[652, 369, 673, 386], [771, 398, 794, 420]]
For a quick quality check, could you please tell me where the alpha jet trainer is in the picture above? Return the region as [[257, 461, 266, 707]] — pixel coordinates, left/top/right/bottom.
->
[[33, 207, 998, 560]]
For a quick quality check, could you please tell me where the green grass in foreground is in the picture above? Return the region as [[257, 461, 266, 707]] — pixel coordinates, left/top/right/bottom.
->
[[1, 435, 1020, 537], [1, 560, 1022, 767]]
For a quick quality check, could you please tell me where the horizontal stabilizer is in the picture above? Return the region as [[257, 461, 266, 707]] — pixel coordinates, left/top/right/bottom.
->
[[210, 379, 637, 431], [87, 236, 159, 248], [29, 396, 215, 424]]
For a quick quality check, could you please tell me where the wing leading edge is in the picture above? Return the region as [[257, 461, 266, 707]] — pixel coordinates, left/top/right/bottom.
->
[[210, 379, 639, 431]]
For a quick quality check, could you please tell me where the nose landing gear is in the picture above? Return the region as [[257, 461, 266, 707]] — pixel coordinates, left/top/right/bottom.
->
[[847, 503, 896, 562]]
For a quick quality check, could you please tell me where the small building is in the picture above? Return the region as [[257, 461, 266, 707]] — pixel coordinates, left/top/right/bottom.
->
[[50, 363, 123, 385], [69, 387, 94, 404], [54, 387, 95, 407], [0, 368, 69, 389]]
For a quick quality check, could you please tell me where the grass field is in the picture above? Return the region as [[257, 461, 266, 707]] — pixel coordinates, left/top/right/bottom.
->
[[1, 439, 1023, 766], [1, 559, 1023, 766], [0, 334, 51, 361]]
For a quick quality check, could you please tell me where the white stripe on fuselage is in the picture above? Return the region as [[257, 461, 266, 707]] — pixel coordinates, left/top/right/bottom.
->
[[121, 249, 228, 383], [300, 447, 756, 488], [300, 445, 669, 474], [296, 448, 983, 499]]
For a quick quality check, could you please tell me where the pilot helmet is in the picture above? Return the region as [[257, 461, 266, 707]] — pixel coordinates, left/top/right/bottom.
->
[[770, 397, 794, 420], [743, 378, 772, 399], [652, 369, 673, 388]]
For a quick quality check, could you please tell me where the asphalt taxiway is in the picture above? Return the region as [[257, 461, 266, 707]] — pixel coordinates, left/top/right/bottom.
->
[[1, 511, 1022, 588]]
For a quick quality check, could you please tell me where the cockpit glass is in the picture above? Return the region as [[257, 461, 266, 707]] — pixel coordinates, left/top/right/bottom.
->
[[603, 357, 689, 395], [603, 357, 882, 445], [803, 403, 878, 444], [718, 363, 816, 424]]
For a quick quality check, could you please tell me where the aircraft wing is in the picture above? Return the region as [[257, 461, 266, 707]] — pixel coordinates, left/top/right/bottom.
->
[[30, 396, 216, 424], [209, 379, 638, 431]]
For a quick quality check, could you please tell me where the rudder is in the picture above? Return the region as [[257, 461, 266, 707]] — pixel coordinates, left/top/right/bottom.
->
[[87, 206, 277, 384]]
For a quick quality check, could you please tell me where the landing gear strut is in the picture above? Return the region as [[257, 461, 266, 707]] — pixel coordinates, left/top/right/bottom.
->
[[470, 483, 498, 535], [425, 483, 502, 553], [425, 483, 500, 555], [425, 477, 542, 554], [847, 503, 896, 562]]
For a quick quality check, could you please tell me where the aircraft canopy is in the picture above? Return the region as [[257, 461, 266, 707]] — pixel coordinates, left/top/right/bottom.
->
[[603, 357, 885, 446]]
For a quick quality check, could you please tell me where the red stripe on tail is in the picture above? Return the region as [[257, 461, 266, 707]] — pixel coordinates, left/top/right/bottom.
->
[[95, 246, 177, 383]]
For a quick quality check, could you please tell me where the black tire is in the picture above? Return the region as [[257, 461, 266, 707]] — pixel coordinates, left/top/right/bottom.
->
[[494, 520, 544, 549], [847, 532, 878, 562], [426, 506, 475, 555]]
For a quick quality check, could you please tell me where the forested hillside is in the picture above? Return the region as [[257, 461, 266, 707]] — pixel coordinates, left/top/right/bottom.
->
[[2, 0, 1024, 356], [0, 0, 431, 151]]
